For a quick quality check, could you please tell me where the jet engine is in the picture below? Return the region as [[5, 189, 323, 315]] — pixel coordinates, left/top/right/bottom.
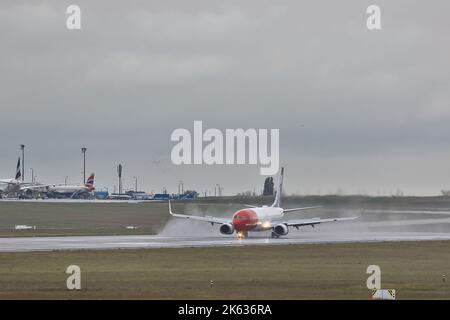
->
[[219, 223, 235, 235], [273, 224, 289, 236]]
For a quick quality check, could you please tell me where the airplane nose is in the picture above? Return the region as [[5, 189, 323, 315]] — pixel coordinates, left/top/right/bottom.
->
[[232, 209, 257, 231], [232, 217, 246, 231]]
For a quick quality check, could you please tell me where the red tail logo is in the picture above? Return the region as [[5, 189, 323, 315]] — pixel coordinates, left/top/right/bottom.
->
[[85, 174, 95, 191]]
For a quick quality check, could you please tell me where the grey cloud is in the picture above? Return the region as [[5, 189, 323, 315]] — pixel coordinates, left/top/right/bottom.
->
[[0, 0, 449, 195]]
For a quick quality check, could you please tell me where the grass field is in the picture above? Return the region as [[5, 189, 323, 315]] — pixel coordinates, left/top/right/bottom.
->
[[0, 241, 449, 299], [0, 201, 250, 237], [0, 202, 169, 237]]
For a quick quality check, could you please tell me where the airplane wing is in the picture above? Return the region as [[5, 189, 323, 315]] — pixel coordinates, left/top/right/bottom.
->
[[0, 180, 14, 184], [283, 216, 359, 227], [168, 201, 231, 225], [283, 206, 323, 213]]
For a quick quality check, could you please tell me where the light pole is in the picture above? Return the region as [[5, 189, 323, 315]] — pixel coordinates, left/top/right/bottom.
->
[[81, 147, 87, 184], [20, 144, 25, 182], [117, 164, 122, 194], [30, 168, 34, 183], [178, 180, 184, 195], [65, 176, 68, 185], [216, 184, 222, 197], [134, 176, 138, 192]]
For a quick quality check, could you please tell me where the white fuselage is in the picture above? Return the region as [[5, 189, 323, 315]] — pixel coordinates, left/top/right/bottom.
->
[[252, 207, 284, 228], [0, 179, 21, 193], [48, 185, 89, 194]]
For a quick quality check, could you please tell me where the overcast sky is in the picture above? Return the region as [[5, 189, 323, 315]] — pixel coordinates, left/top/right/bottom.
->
[[1, 0, 449, 196]]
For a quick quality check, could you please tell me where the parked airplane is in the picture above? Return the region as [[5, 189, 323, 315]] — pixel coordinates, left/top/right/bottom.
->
[[0, 158, 43, 196], [169, 167, 359, 238], [46, 174, 95, 198]]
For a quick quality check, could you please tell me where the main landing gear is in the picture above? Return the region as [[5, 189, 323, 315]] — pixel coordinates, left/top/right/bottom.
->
[[271, 232, 280, 239]]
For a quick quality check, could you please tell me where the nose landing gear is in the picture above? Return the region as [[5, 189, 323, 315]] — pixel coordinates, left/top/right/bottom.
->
[[236, 231, 248, 239]]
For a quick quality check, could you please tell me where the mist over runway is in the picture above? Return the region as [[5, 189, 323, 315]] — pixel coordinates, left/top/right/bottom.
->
[[2, 210, 450, 252]]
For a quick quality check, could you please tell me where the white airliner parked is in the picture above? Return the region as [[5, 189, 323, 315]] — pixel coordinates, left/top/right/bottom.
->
[[0, 158, 43, 196], [46, 174, 95, 198], [169, 167, 359, 238]]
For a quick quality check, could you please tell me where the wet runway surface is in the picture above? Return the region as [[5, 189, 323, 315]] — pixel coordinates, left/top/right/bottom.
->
[[1, 229, 450, 252]]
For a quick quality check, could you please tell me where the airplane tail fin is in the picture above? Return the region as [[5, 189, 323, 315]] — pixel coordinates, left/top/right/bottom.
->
[[85, 173, 95, 191], [15, 157, 21, 180], [271, 167, 284, 208]]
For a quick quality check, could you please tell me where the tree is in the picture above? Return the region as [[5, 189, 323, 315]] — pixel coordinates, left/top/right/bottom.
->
[[183, 190, 199, 198], [263, 177, 274, 196]]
